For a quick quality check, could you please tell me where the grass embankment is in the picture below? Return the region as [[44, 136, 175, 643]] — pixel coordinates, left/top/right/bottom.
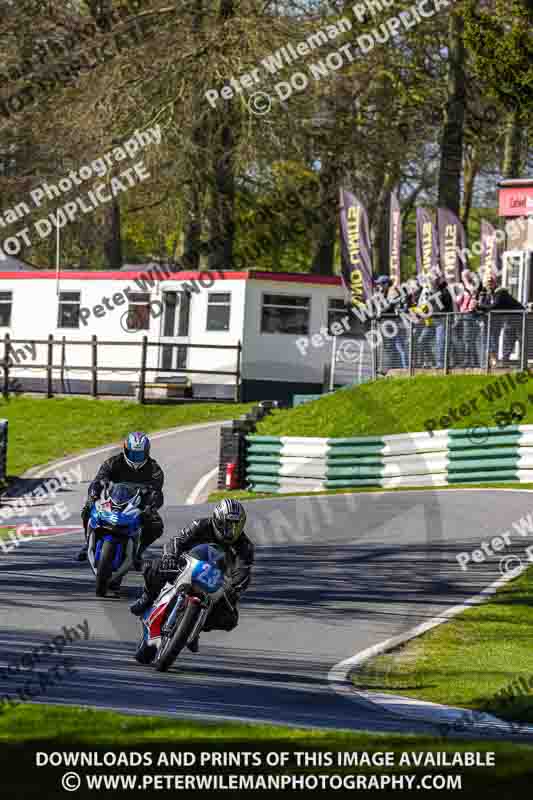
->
[[256, 374, 533, 438], [0, 397, 253, 477], [211, 374, 533, 500], [352, 565, 533, 725]]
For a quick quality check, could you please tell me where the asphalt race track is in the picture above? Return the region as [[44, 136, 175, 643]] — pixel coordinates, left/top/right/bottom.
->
[[1, 422, 533, 735]]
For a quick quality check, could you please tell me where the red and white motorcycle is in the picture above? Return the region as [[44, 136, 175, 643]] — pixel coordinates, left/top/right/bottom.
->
[[134, 543, 226, 672]]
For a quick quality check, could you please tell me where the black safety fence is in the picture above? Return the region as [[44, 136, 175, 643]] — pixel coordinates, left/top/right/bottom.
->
[[0, 334, 242, 404], [329, 311, 533, 387]]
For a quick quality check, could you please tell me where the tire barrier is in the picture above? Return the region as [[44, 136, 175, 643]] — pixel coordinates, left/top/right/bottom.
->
[[245, 425, 533, 493], [217, 401, 279, 490]]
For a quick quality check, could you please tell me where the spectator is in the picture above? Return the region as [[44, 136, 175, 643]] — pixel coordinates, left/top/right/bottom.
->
[[432, 274, 453, 369], [389, 282, 409, 369], [477, 276, 524, 365], [411, 274, 452, 369], [456, 271, 482, 368], [374, 275, 395, 373]]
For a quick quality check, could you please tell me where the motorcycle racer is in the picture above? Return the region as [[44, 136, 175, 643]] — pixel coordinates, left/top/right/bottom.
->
[[130, 499, 254, 653], [77, 432, 164, 567]]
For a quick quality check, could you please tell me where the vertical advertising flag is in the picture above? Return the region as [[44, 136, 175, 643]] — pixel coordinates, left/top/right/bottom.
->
[[480, 219, 500, 288], [437, 207, 466, 284], [339, 188, 373, 309], [389, 191, 402, 286], [415, 208, 440, 281]]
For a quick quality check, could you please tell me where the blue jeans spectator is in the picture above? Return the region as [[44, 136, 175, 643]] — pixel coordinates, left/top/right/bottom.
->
[[456, 314, 483, 367], [393, 325, 408, 368], [416, 324, 435, 367], [435, 319, 446, 369]]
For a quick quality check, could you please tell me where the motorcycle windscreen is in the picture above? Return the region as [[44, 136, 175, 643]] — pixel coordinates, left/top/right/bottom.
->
[[109, 483, 138, 508]]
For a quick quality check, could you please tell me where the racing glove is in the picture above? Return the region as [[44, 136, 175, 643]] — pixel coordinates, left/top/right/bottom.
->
[[88, 480, 104, 500], [224, 585, 241, 607], [140, 488, 157, 513], [160, 553, 181, 573]]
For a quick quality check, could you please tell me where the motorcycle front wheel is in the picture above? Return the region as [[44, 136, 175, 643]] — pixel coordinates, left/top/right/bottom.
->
[[95, 539, 114, 597], [154, 600, 202, 672]]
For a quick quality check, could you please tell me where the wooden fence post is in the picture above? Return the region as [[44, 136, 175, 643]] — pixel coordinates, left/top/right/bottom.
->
[[3, 333, 10, 400], [138, 336, 148, 404], [91, 335, 98, 398], [47, 334, 54, 397]]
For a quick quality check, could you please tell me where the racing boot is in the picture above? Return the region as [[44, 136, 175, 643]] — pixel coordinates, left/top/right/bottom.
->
[[108, 577, 122, 595], [133, 547, 146, 572], [76, 515, 90, 562], [76, 542, 88, 562], [187, 635, 200, 654]]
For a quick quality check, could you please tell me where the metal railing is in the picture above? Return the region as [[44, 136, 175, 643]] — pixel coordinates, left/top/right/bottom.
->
[[0, 334, 242, 404], [329, 311, 533, 388]]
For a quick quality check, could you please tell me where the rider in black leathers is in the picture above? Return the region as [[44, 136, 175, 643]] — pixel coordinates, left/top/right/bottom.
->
[[130, 499, 254, 653], [77, 432, 164, 565]]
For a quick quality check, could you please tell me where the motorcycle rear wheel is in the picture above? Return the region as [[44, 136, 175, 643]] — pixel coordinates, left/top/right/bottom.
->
[[154, 601, 202, 672], [95, 539, 114, 597]]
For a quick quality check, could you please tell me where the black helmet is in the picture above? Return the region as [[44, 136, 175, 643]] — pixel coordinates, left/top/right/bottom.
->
[[212, 499, 246, 545]]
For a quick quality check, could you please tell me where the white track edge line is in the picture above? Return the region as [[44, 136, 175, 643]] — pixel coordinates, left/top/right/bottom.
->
[[186, 466, 219, 505], [328, 561, 533, 735]]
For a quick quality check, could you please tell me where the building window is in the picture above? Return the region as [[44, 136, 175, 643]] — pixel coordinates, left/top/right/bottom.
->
[[0, 291, 12, 327], [261, 293, 310, 335], [206, 292, 231, 332], [125, 292, 151, 331], [328, 298, 365, 336], [57, 291, 81, 329]]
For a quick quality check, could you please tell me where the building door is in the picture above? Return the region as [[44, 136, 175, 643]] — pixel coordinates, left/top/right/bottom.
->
[[502, 251, 528, 304], [160, 291, 191, 371]]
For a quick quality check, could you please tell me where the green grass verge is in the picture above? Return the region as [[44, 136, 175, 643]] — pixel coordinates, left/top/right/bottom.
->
[[0, 701, 528, 752], [208, 482, 533, 503], [0, 703, 356, 743], [352, 566, 533, 724], [256, 374, 533, 438], [0, 397, 252, 476]]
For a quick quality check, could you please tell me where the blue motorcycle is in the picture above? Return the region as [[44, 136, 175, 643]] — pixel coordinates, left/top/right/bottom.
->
[[87, 482, 145, 597]]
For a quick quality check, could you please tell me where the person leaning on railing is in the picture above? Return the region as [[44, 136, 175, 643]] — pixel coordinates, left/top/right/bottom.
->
[[374, 276, 397, 373], [456, 272, 482, 368], [411, 276, 453, 369], [477, 276, 524, 366]]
